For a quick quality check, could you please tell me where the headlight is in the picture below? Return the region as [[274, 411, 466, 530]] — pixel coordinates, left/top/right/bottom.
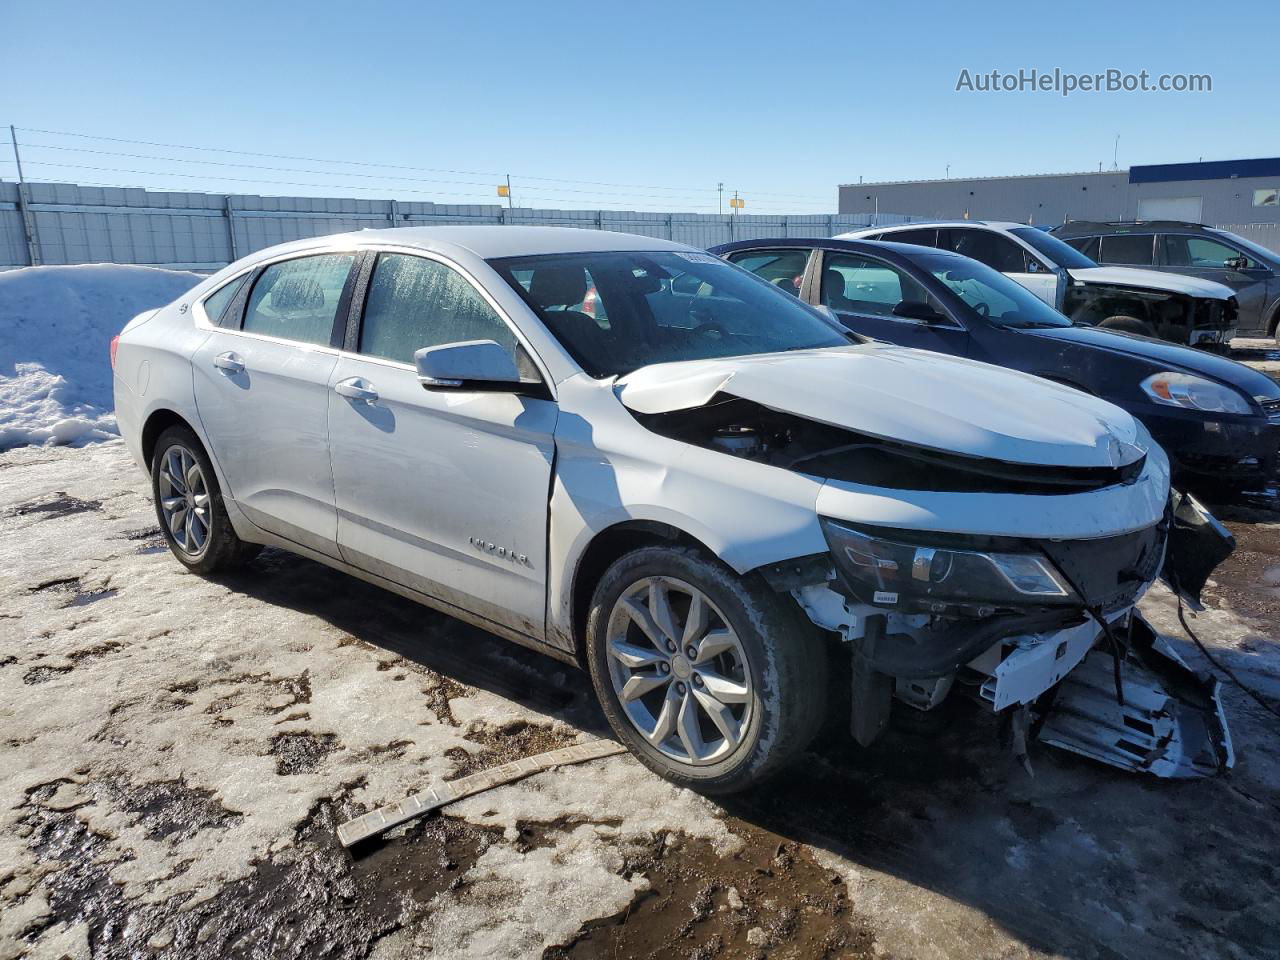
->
[[820, 519, 1076, 612], [1140, 372, 1253, 415]]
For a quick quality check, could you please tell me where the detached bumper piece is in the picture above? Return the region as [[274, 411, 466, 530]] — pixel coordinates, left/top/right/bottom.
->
[[1037, 614, 1233, 778]]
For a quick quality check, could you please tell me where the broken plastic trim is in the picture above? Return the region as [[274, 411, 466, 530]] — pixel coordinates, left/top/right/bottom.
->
[[1159, 489, 1236, 611], [1037, 613, 1233, 778]]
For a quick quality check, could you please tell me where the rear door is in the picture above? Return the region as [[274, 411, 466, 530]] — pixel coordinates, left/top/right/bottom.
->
[[191, 251, 357, 558], [942, 227, 1058, 305], [326, 251, 557, 637], [817, 250, 969, 355]]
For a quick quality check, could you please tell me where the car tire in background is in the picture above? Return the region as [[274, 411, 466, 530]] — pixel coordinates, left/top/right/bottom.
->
[[150, 424, 261, 574], [585, 545, 827, 794], [1097, 315, 1157, 338]]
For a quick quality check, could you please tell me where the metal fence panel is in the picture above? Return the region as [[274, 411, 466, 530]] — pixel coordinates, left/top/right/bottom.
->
[[0, 180, 923, 271], [1217, 223, 1280, 256]]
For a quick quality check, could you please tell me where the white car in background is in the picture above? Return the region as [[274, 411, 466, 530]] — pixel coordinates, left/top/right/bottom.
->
[[111, 226, 1231, 791], [841, 221, 1239, 348]]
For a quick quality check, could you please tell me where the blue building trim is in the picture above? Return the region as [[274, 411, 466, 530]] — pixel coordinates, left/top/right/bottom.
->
[[1129, 157, 1280, 185]]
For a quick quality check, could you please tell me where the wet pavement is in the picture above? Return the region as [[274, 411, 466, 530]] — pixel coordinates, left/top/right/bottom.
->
[[2, 433, 1280, 959]]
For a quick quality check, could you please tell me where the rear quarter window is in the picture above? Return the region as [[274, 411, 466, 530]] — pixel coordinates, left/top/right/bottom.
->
[[200, 275, 247, 326]]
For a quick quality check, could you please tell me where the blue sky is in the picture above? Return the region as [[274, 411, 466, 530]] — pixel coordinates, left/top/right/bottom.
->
[[1, 0, 1273, 213]]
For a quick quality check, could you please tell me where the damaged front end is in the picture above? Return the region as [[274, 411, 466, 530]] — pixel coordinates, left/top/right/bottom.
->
[[616, 350, 1236, 779], [785, 490, 1236, 779]]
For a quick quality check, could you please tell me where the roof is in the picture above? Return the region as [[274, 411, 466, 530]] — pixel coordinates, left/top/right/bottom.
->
[[841, 220, 1028, 233], [342, 225, 694, 259], [838, 170, 1123, 189]]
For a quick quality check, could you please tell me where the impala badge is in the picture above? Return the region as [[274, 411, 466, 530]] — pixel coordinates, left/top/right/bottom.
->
[[468, 536, 530, 566]]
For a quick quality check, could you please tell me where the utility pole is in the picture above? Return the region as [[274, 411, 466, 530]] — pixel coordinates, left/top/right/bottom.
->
[[1112, 134, 1120, 170], [718, 182, 724, 215], [9, 125, 25, 183], [9, 126, 40, 266], [732, 190, 740, 215], [505, 174, 514, 209]]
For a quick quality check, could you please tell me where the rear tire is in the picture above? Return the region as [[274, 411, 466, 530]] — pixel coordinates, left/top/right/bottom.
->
[[585, 545, 827, 794], [150, 425, 261, 574], [1098, 315, 1155, 337]]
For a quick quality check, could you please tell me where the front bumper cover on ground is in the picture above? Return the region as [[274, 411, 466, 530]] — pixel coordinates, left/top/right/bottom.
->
[[1036, 613, 1233, 778]]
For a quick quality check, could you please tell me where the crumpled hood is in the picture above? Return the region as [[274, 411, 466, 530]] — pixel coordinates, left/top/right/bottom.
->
[[616, 345, 1147, 469], [1067, 266, 1235, 300]]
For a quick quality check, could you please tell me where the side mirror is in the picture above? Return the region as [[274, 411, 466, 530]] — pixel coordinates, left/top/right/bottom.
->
[[892, 301, 947, 324], [414, 340, 524, 391], [816, 304, 840, 323]]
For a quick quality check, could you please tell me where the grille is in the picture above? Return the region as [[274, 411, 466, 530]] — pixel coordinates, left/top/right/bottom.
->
[[1040, 521, 1166, 614], [1262, 398, 1280, 423]]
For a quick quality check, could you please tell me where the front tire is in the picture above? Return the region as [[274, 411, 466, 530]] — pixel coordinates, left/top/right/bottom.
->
[[1098, 314, 1155, 337], [585, 546, 826, 794], [150, 425, 260, 574]]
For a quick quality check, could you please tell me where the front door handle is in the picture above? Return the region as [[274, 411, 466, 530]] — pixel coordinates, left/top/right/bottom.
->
[[334, 377, 379, 403], [213, 352, 245, 374]]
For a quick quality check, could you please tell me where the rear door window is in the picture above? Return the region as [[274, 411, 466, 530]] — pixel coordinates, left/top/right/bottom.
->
[[725, 248, 811, 297], [242, 254, 356, 345], [877, 228, 940, 248], [941, 229, 1028, 272], [1099, 234, 1156, 266]]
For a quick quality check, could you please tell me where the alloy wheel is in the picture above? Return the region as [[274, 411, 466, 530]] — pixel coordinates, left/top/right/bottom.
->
[[157, 443, 211, 558], [605, 576, 753, 766]]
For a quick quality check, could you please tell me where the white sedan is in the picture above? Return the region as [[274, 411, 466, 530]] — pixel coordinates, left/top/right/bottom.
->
[[111, 226, 1230, 791]]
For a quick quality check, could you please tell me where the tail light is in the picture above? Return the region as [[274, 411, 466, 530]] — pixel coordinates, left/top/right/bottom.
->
[[110, 335, 120, 370]]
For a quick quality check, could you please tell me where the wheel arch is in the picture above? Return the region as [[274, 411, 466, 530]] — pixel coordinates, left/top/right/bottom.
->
[[141, 408, 196, 468], [568, 520, 718, 664]]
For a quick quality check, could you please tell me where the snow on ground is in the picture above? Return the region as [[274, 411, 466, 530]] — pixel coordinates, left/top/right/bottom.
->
[[3, 440, 1280, 960], [0, 265, 199, 451]]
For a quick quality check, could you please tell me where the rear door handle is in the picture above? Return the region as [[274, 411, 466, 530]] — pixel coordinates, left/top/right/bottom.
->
[[334, 377, 379, 403], [213, 352, 245, 374]]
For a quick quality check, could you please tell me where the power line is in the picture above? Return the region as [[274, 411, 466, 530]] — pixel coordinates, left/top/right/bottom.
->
[[15, 124, 833, 205]]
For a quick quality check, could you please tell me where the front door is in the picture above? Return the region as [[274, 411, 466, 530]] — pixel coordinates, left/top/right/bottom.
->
[[326, 251, 557, 637], [1160, 233, 1271, 331], [817, 250, 970, 356], [191, 251, 357, 558]]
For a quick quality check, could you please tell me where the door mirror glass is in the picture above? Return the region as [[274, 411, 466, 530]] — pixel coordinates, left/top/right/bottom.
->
[[891, 300, 947, 323], [415, 340, 523, 391]]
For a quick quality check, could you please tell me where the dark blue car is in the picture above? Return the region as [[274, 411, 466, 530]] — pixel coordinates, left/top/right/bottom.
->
[[709, 237, 1280, 492]]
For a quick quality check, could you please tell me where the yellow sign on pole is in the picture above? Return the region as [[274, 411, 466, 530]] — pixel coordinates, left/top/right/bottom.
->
[[497, 184, 510, 198], [729, 197, 744, 209]]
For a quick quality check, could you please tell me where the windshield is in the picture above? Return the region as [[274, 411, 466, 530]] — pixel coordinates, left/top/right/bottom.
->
[[489, 251, 855, 378], [1009, 227, 1097, 270], [915, 252, 1072, 329], [1210, 229, 1280, 266]]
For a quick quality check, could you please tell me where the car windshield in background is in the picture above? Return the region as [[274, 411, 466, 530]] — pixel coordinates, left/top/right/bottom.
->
[[1009, 227, 1097, 270], [914, 252, 1072, 329], [490, 251, 855, 378]]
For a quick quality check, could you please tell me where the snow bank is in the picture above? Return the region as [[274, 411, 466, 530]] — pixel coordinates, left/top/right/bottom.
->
[[0, 264, 201, 450]]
